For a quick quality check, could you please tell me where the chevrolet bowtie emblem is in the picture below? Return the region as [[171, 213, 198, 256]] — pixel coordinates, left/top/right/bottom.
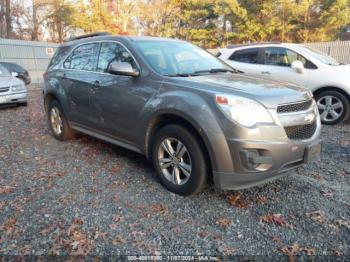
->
[[305, 113, 315, 123]]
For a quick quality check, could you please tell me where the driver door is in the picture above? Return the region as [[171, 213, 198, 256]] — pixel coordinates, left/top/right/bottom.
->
[[89, 41, 159, 143]]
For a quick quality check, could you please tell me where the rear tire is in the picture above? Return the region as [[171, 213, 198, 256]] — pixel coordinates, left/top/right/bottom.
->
[[48, 100, 75, 141], [151, 124, 208, 196], [315, 90, 349, 125]]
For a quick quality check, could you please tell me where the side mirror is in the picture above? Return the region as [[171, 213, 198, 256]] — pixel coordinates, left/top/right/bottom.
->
[[11, 72, 19, 77], [291, 60, 304, 74], [108, 62, 140, 77]]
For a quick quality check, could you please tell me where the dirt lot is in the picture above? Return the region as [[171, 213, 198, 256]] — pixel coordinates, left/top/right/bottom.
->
[[0, 87, 349, 258]]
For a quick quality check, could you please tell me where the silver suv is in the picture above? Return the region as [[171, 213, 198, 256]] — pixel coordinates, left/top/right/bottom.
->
[[43, 33, 321, 196]]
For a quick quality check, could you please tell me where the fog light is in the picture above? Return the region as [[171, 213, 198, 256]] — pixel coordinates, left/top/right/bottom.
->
[[240, 149, 273, 171]]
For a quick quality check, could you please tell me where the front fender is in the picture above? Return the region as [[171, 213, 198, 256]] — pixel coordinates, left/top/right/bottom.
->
[[139, 90, 234, 173]]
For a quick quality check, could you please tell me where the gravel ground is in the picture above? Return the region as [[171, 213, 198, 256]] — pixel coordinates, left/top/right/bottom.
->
[[0, 87, 349, 258]]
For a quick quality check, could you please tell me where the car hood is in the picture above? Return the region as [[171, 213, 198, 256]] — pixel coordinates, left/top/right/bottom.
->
[[174, 73, 311, 108], [0, 76, 23, 87], [332, 64, 350, 73]]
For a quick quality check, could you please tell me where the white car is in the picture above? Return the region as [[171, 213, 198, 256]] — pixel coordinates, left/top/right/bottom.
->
[[0, 64, 27, 106], [218, 43, 350, 125]]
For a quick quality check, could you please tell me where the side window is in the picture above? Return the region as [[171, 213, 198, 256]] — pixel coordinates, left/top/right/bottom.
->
[[97, 42, 137, 73], [265, 47, 317, 69], [63, 43, 99, 71], [230, 48, 259, 64], [48, 46, 71, 70], [265, 47, 291, 66]]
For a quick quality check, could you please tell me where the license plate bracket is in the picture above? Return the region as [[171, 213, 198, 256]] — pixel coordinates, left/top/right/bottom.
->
[[0, 96, 7, 103], [304, 142, 321, 163]]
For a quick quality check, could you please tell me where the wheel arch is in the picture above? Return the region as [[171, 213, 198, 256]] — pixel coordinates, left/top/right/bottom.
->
[[313, 86, 350, 102], [44, 92, 59, 113], [144, 112, 215, 175]]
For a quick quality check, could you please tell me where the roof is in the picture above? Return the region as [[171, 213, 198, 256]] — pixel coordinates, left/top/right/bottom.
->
[[226, 42, 281, 49], [224, 42, 302, 50], [62, 33, 183, 47]]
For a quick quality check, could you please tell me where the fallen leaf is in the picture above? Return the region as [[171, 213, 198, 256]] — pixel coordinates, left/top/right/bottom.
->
[[306, 210, 327, 224], [259, 214, 293, 228], [280, 242, 300, 257], [111, 165, 121, 174], [149, 204, 168, 214], [215, 218, 231, 228], [300, 247, 316, 255], [335, 220, 350, 230], [112, 236, 126, 245], [227, 192, 250, 208], [0, 186, 15, 194], [257, 196, 268, 204]]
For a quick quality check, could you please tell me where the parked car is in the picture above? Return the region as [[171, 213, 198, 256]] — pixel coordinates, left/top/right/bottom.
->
[[43, 33, 321, 196], [0, 62, 31, 85], [217, 43, 350, 125], [0, 64, 27, 106]]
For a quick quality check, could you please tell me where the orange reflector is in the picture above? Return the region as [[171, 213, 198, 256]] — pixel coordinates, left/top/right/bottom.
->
[[216, 95, 228, 105]]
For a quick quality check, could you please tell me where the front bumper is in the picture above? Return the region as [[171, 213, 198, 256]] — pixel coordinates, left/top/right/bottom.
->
[[0, 92, 27, 105], [213, 138, 321, 190], [213, 102, 321, 190]]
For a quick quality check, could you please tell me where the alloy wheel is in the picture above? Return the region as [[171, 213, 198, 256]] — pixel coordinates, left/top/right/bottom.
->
[[50, 106, 63, 135], [157, 137, 192, 186], [317, 95, 344, 123]]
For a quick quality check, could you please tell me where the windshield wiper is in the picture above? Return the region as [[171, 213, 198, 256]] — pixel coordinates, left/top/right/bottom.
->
[[164, 68, 241, 77], [165, 73, 195, 77], [194, 68, 235, 74]]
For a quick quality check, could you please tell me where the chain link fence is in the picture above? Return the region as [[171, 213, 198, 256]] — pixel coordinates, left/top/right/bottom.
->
[[0, 38, 58, 84]]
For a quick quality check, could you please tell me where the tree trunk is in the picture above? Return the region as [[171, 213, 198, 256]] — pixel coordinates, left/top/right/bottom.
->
[[0, 0, 5, 37], [5, 0, 10, 38], [31, 4, 39, 40]]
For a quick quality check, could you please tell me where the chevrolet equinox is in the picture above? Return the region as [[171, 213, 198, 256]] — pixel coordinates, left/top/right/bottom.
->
[[43, 33, 321, 196]]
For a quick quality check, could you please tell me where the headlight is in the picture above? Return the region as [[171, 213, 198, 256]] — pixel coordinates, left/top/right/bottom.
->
[[11, 84, 26, 92], [215, 94, 274, 127]]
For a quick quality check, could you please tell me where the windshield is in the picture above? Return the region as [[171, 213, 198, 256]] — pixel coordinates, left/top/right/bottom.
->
[[135, 40, 233, 76], [0, 64, 11, 77], [299, 46, 340, 66]]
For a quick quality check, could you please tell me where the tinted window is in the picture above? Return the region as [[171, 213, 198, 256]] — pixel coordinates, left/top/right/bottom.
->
[[48, 46, 71, 70], [0, 64, 11, 76], [97, 42, 137, 73], [265, 47, 315, 68], [0, 62, 25, 72], [230, 48, 259, 64], [63, 43, 99, 71]]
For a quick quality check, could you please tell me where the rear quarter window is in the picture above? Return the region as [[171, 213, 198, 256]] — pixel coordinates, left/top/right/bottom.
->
[[48, 46, 72, 70], [230, 48, 259, 64]]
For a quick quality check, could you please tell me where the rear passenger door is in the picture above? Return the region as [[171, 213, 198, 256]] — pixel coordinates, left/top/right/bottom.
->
[[225, 47, 265, 75], [62, 43, 99, 126]]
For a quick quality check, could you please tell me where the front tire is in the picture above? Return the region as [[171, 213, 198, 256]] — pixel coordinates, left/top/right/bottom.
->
[[315, 91, 349, 125], [48, 100, 75, 141], [151, 125, 208, 196]]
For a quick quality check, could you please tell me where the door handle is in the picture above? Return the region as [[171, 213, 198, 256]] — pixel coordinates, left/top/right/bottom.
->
[[92, 80, 100, 89], [261, 71, 271, 75]]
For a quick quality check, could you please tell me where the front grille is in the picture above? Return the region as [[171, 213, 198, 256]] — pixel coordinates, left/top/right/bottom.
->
[[0, 87, 10, 93], [277, 100, 312, 114], [284, 122, 317, 140]]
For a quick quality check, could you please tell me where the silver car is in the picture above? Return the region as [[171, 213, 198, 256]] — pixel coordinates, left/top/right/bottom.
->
[[0, 64, 27, 106]]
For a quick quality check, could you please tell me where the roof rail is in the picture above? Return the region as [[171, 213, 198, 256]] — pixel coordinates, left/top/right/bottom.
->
[[226, 41, 281, 49], [67, 32, 112, 42]]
